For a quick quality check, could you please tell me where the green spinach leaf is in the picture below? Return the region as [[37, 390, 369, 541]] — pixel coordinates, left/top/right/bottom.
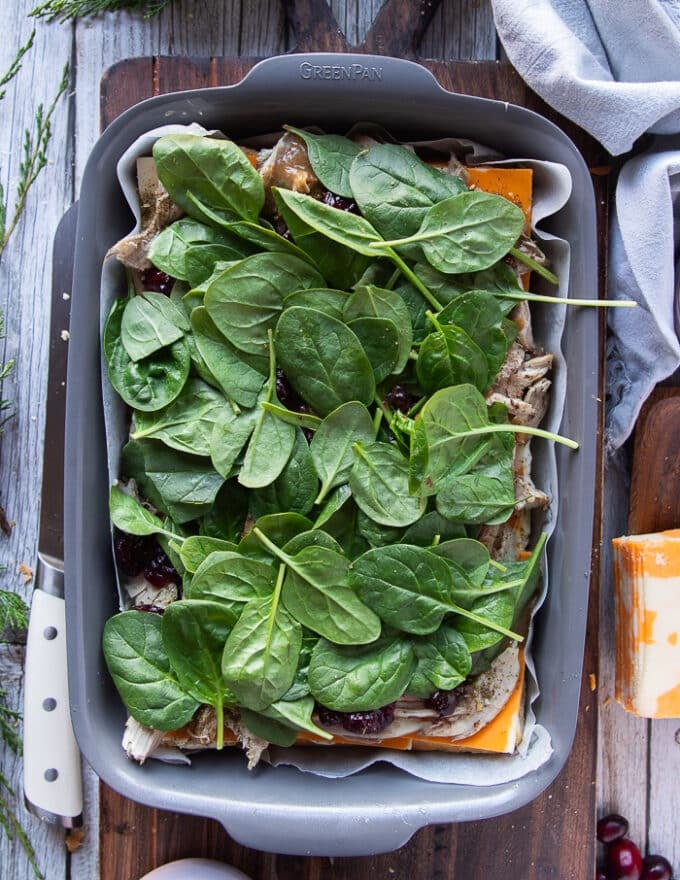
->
[[105, 299, 190, 412], [310, 401, 375, 504], [103, 611, 200, 731], [349, 144, 466, 244], [204, 253, 324, 355], [161, 599, 238, 748], [275, 306, 375, 416], [349, 441, 426, 527], [283, 287, 349, 320], [253, 527, 381, 645], [308, 634, 416, 712], [238, 336, 296, 488], [138, 439, 225, 524], [285, 126, 361, 198], [120, 291, 190, 363], [250, 428, 318, 517], [178, 535, 238, 573], [409, 625, 472, 697], [416, 321, 489, 394], [347, 316, 401, 383], [148, 217, 247, 282], [131, 377, 226, 456], [109, 485, 176, 540], [191, 306, 267, 409], [375, 191, 525, 275], [189, 550, 276, 603], [221, 566, 302, 712], [153, 133, 264, 224], [342, 285, 413, 373]]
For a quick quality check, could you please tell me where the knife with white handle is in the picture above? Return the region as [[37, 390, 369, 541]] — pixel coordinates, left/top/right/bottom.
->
[[23, 203, 83, 827]]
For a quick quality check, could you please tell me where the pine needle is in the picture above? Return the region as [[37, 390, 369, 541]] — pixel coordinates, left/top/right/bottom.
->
[[0, 311, 14, 438], [0, 63, 70, 260], [0, 591, 28, 634], [0, 769, 44, 879], [0, 31, 35, 102], [30, 0, 173, 21]]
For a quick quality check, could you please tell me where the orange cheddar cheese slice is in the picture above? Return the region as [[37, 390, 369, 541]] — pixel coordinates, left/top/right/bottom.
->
[[465, 166, 533, 231], [612, 528, 680, 718]]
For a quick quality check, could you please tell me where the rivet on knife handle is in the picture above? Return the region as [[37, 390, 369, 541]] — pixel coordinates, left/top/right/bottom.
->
[[23, 574, 83, 826]]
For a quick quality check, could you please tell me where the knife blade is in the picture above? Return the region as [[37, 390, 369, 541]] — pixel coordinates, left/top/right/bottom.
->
[[23, 203, 83, 827]]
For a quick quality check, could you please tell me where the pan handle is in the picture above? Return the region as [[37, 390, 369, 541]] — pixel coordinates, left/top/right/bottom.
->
[[217, 806, 425, 857], [239, 52, 445, 102]]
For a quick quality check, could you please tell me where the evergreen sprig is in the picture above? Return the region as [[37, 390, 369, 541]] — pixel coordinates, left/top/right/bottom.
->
[[0, 766, 43, 879], [0, 591, 28, 634], [0, 31, 34, 102], [0, 61, 70, 260], [30, 0, 173, 21]]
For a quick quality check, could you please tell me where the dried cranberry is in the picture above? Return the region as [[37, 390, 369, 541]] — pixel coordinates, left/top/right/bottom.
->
[[316, 704, 395, 735], [275, 369, 315, 440], [316, 706, 345, 728], [134, 603, 165, 615], [383, 384, 419, 414], [272, 217, 293, 240], [114, 530, 155, 577], [322, 190, 358, 213], [606, 839, 643, 880], [142, 546, 181, 588], [342, 705, 394, 736], [598, 814, 630, 844], [425, 689, 458, 718], [641, 855, 673, 880], [142, 268, 174, 294], [597, 872, 609, 880]]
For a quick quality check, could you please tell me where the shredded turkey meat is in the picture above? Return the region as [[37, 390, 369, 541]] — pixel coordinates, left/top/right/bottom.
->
[[107, 157, 182, 271]]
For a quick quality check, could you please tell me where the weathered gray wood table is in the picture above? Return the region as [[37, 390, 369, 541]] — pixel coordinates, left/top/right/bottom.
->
[[0, 0, 678, 878]]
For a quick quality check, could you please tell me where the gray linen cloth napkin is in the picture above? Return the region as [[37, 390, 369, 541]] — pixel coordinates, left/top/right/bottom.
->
[[491, 0, 680, 449]]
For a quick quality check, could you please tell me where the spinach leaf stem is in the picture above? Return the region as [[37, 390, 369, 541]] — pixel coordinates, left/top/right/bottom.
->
[[502, 290, 637, 308], [386, 250, 443, 311], [509, 246, 559, 284], [451, 423, 579, 450]]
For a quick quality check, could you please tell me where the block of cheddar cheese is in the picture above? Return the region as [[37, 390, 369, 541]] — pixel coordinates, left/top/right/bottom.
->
[[612, 528, 680, 718]]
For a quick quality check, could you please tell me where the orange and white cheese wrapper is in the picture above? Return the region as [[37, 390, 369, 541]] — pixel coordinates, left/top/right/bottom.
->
[[613, 528, 680, 718]]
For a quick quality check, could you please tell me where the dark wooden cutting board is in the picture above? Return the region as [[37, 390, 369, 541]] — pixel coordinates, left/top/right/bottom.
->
[[97, 2, 607, 876], [629, 389, 680, 534]]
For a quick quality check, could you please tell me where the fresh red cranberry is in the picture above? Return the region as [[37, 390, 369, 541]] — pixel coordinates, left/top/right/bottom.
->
[[134, 603, 165, 615], [425, 689, 458, 718], [598, 814, 630, 844], [142, 267, 174, 294], [142, 546, 181, 588], [383, 383, 419, 414], [322, 190, 358, 213], [641, 855, 673, 880], [607, 839, 643, 880], [114, 530, 155, 576]]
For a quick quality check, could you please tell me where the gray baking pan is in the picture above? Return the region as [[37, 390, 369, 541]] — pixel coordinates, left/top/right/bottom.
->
[[64, 53, 598, 856]]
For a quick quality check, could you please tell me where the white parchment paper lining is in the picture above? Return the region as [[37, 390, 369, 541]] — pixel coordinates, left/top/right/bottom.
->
[[101, 125, 573, 787]]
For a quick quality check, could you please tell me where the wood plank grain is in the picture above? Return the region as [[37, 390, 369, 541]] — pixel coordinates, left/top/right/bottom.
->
[[420, 0, 497, 61], [623, 388, 680, 867], [628, 390, 680, 535], [0, 4, 75, 877]]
